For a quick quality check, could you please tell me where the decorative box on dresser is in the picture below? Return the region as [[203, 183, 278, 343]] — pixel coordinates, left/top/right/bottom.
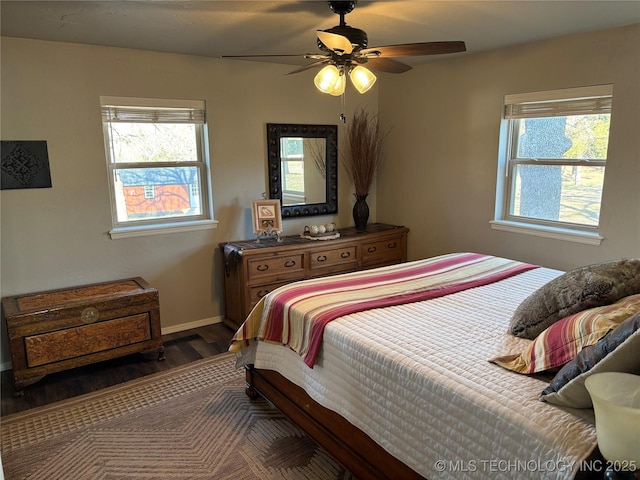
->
[[219, 223, 409, 330], [2, 277, 164, 394]]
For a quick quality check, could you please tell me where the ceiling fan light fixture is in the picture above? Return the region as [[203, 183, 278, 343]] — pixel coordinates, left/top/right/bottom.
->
[[349, 65, 377, 94], [314, 64, 342, 94]]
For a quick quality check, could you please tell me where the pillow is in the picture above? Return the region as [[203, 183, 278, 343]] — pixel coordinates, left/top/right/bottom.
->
[[540, 311, 640, 408], [509, 258, 640, 339], [491, 294, 640, 374]]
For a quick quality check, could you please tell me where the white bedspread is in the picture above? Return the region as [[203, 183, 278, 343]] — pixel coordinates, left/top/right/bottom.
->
[[237, 266, 598, 479]]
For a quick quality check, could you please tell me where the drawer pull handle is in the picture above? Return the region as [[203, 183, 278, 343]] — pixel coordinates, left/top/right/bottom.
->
[[316, 255, 327, 262], [257, 290, 270, 298], [367, 246, 377, 253], [284, 260, 296, 268], [387, 242, 397, 249], [340, 251, 351, 258], [81, 307, 100, 324], [256, 264, 269, 272]]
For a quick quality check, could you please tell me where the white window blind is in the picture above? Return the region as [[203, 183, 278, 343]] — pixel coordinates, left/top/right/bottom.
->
[[100, 96, 206, 123], [101, 106, 206, 124], [504, 84, 613, 119]]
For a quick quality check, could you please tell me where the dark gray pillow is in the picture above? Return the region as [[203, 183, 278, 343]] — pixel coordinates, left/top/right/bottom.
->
[[540, 311, 640, 408], [509, 258, 640, 339]]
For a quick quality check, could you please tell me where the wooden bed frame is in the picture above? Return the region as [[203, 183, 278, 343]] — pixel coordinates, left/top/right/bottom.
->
[[245, 365, 425, 479], [245, 365, 605, 480]]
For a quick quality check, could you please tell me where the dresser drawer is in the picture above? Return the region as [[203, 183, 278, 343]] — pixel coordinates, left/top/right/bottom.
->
[[247, 253, 305, 283], [362, 236, 404, 266], [24, 313, 152, 367], [309, 245, 358, 270], [248, 281, 291, 309]]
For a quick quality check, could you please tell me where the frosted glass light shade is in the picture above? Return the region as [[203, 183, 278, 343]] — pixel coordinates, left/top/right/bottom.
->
[[585, 372, 640, 464], [314, 65, 344, 95], [350, 66, 377, 94], [329, 72, 346, 96]]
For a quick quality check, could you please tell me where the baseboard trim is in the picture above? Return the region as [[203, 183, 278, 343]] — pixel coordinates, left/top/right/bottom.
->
[[161, 316, 223, 335], [0, 316, 225, 372]]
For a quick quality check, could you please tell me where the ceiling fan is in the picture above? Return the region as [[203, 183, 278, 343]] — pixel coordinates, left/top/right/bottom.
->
[[223, 1, 466, 96]]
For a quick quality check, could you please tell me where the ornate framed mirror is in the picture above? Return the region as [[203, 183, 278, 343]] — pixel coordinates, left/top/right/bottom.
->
[[266, 123, 338, 218]]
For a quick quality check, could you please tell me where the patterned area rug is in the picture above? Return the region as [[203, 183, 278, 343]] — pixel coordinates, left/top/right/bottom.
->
[[1, 353, 352, 479]]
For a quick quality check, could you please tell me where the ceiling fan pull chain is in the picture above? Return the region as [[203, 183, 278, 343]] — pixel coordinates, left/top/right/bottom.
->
[[340, 89, 347, 123]]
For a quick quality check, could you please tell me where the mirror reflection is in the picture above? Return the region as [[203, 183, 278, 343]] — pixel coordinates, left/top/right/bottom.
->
[[267, 124, 338, 218], [280, 137, 326, 206]]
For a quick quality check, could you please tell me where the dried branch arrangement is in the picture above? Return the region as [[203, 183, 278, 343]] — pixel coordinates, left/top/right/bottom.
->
[[342, 108, 388, 196], [307, 137, 326, 179]]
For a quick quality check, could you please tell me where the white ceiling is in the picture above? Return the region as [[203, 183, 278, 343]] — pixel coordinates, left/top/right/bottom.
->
[[1, 1, 639, 68]]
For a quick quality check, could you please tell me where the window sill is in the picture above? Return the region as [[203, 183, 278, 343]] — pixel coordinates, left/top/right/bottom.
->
[[109, 219, 219, 239], [489, 220, 603, 246]]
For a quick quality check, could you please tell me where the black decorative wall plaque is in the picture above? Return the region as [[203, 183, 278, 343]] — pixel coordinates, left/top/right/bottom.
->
[[1, 141, 52, 190]]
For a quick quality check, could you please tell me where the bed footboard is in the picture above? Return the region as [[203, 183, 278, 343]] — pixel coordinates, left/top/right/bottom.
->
[[245, 365, 425, 480]]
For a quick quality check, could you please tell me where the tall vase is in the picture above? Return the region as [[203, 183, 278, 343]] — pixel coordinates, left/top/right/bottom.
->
[[353, 193, 370, 232]]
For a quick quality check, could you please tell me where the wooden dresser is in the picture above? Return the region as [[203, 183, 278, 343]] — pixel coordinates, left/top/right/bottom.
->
[[2, 277, 164, 394], [220, 223, 409, 330]]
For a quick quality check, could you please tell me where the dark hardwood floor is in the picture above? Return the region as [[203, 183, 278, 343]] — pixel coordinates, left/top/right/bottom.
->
[[1, 322, 235, 416]]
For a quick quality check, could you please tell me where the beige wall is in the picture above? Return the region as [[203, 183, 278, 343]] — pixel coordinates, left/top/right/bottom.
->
[[0, 37, 377, 366], [377, 24, 640, 270]]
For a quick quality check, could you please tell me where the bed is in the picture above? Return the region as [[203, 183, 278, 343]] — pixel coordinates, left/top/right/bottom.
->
[[229, 253, 636, 479]]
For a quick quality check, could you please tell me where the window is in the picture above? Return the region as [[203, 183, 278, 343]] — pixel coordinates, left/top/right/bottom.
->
[[280, 137, 306, 204], [493, 85, 613, 244], [101, 97, 215, 238]]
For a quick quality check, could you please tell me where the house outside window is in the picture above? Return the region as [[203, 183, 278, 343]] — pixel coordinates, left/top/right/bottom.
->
[[492, 85, 613, 244], [100, 96, 216, 238]]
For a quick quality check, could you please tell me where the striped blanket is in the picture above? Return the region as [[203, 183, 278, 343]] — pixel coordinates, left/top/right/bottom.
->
[[229, 252, 538, 367]]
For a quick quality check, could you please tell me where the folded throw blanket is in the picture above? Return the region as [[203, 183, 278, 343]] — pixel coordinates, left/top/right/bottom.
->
[[229, 252, 538, 367]]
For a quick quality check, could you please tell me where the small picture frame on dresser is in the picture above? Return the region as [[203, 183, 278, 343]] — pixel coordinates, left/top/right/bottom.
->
[[251, 199, 282, 234]]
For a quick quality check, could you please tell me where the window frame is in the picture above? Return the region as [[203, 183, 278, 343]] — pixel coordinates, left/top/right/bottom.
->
[[100, 96, 217, 239], [492, 85, 613, 245]]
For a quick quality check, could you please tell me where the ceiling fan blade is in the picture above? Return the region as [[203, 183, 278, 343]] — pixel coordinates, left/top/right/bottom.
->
[[287, 60, 330, 75], [361, 41, 466, 58], [221, 53, 313, 59], [356, 57, 412, 74], [317, 30, 353, 55]]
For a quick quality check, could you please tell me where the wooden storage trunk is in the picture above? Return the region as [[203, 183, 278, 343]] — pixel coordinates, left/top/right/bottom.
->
[[2, 277, 164, 394]]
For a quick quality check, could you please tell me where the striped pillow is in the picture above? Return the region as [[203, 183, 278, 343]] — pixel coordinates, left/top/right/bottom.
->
[[491, 294, 640, 374], [540, 312, 640, 408]]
